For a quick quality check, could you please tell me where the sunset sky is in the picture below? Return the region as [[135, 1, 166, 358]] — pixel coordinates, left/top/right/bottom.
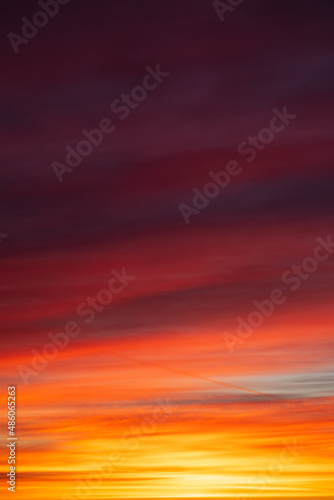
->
[[0, 0, 334, 499]]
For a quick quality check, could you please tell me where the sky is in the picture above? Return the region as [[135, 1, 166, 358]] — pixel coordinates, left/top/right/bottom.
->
[[0, 0, 334, 498]]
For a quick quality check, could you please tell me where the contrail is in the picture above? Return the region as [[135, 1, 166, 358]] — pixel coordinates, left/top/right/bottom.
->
[[110, 350, 288, 403]]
